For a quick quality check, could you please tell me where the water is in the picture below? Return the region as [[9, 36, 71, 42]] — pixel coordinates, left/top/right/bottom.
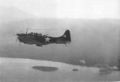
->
[[0, 19, 120, 81], [0, 57, 120, 82]]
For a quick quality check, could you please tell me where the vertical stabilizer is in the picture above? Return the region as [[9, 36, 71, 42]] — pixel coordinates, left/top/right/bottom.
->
[[63, 30, 71, 42]]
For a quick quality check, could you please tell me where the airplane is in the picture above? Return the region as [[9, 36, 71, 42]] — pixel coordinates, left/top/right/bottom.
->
[[16, 29, 71, 47]]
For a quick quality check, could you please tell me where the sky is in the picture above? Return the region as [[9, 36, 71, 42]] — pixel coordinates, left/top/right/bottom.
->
[[0, 0, 119, 19]]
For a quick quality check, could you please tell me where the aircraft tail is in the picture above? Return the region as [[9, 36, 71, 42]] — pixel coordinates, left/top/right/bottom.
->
[[63, 29, 71, 42]]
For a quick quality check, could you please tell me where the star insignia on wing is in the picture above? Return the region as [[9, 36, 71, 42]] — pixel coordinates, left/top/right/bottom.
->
[[45, 37, 50, 42]]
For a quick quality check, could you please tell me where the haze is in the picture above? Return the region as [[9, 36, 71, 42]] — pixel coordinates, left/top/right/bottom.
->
[[0, 0, 119, 19]]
